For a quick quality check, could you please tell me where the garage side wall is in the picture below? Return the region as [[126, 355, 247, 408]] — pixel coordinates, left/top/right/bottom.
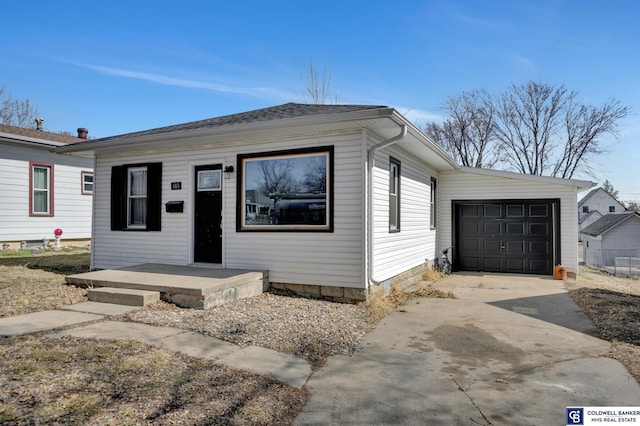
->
[[438, 170, 580, 275]]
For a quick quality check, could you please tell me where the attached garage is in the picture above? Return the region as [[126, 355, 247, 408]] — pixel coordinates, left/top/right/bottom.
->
[[454, 199, 559, 275], [439, 167, 594, 278]]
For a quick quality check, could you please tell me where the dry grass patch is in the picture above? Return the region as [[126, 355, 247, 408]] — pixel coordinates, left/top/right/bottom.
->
[[364, 280, 456, 323], [0, 336, 308, 425], [0, 265, 87, 318]]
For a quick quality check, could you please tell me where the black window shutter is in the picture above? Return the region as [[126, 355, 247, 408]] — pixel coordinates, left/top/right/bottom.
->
[[110, 166, 126, 230], [146, 163, 162, 231]]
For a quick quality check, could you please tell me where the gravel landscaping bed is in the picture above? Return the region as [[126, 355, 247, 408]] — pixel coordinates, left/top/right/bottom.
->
[[116, 290, 375, 368]]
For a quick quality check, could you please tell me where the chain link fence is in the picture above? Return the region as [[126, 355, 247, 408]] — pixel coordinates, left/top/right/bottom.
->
[[583, 248, 640, 278]]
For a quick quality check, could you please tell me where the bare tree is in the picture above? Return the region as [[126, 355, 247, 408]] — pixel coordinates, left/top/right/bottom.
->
[[0, 87, 40, 128], [424, 90, 498, 168], [257, 159, 299, 196], [601, 179, 619, 199], [625, 201, 639, 212], [298, 62, 339, 104], [553, 97, 630, 178], [494, 81, 629, 178], [302, 157, 327, 192], [428, 81, 630, 178]]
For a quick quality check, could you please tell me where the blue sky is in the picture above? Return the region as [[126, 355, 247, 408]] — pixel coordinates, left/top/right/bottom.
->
[[2, 0, 639, 200]]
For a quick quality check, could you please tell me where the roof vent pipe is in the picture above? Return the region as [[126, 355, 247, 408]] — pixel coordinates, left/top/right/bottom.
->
[[77, 128, 89, 139], [35, 117, 44, 131]]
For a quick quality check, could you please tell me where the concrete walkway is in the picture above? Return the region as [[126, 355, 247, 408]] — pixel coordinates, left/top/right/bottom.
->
[[0, 301, 312, 389], [296, 273, 640, 425]]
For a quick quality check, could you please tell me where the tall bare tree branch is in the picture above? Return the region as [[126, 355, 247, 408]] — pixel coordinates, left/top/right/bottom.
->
[[298, 62, 339, 104]]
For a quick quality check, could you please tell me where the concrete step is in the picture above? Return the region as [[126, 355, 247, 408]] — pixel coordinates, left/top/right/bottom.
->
[[88, 287, 160, 307]]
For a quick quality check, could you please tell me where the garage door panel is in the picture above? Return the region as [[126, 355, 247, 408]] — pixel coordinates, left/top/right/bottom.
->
[[506, 258, 525, 272], [484, 204, 501, 217], [462, 239, 479, 252], [484, 221, 501, 234], [463, 222, 479, 234], [530, 204, 548, 216], [529, 240, 548, 255], [484, 240, 502, 253], [483, 257, 503, 271], [506, 222, 524, 235], [506, 204, 524, 217], [530, 222, 548, 235], [529, 259, 549, 274], [456, 200, 555, 275], [505, 240, 524, 253], [461, 256, 480, 270], [462, 205, 480, 217]]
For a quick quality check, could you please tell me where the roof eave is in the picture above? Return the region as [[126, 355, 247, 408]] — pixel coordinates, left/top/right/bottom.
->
[[0, 132, 70, 148], [55, 107, 398, 155], [458, 166, 595, 189]]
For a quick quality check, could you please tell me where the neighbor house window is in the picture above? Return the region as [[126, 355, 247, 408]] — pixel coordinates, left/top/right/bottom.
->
[[389, 157, 400, 232], [29, 161, 54, 216], [111, 163, 162, 231], [582, 206, 589, 213], [430, 177, 437, 229], [609, 206, 615, 212], [81, 171, 94, 195]]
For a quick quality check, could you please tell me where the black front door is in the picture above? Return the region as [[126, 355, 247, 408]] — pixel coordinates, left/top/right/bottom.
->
[[194, 165, 223, 263], [455, 200, 557, 275]]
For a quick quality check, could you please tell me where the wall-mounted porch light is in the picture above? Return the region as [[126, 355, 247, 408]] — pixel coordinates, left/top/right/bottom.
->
[[224, 165, 235, 179]]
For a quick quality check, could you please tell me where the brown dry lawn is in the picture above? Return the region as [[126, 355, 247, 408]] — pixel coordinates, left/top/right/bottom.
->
[[0, 252, 308, 425]]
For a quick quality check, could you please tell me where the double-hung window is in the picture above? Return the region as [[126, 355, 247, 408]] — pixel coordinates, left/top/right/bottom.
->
[[81, 171, 94, 195], [30, 162, 54, 216], [111, 163, 162, 231], [389, 158, 401, 232], [127, 167, 148, 228]]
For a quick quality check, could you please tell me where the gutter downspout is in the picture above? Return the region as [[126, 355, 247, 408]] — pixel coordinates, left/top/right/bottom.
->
[[366, 124, 407, 288]]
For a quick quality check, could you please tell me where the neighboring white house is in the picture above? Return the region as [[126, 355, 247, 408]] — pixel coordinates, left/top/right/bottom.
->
[[581, 212, 640, 275], [577, 187, 626, 240], [0, 124, 94, 248], [581, 212, 640, 250], [56, 103, 593, 300]]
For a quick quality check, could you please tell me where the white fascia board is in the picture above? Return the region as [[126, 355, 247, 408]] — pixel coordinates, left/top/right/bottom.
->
[[459, 166, 595, 189], [0, 133, 68, 148]]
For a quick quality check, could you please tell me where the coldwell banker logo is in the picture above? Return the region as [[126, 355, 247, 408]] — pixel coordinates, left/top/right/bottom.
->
[[567, 407, 584, 425]]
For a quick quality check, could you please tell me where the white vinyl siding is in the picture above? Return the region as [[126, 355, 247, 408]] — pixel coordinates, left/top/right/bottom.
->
[[0, 143, 93, 241], [439, 170, 581, 275], [370, 144, 437, 283], [601, 217, 640, 250], [91, 133, 365, 288]]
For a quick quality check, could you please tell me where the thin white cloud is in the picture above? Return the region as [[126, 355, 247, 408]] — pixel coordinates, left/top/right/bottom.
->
[[68, 61, 295, 100], [396, 106, 445, 125], [510, 53, 536, 70]]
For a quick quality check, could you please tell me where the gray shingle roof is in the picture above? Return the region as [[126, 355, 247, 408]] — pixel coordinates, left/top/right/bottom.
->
[[0, 123, 84, 144], [92, 103, 388, 143], [581, 212, 640, 236]]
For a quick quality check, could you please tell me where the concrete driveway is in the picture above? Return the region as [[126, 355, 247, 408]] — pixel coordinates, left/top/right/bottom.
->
[[296, 273, 640, 425]]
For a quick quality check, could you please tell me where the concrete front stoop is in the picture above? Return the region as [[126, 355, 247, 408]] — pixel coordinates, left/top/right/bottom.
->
[[66, 264, 269, 309]]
